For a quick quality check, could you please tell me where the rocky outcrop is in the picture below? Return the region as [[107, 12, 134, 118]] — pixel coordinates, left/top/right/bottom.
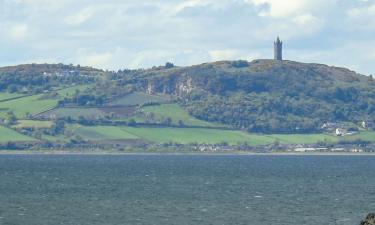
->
[[176, 77, 194, 96], [145, 75, 195, 96], [360, 214, 375, 225]]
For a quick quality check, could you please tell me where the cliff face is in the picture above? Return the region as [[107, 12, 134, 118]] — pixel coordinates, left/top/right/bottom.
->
[[360, 214, 375, 225], [134, 59, 375, 133], [141, 59, 371, 98], [146, 75, 194, 96]]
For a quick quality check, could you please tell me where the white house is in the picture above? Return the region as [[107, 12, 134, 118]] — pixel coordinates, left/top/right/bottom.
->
[[335, 128, 344, 136]]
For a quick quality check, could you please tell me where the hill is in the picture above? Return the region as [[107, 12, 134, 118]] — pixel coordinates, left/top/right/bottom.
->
[[0, 63, 104, 94], [123, 60, 375, 133], [0, 60, 375, 151]]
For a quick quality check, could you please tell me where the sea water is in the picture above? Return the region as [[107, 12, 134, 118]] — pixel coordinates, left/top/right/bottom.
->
[[0, 155, 374, 225]]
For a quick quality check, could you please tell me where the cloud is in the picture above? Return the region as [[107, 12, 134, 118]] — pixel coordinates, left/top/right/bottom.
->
[[347, 2, 375, 30], [0, 0, 373, 75], [250, 0, 310, 17], [208, 49, 263, 61], [348, 3, 375, 17], [209, 49, 240, 61], [248, 0, 336, 18], [78, 50, 114, 69], [64, 7, 97, 25], [5, 23, 29, 41]]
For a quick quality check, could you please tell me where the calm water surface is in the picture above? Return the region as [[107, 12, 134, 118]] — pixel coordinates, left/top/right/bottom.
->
[[0, 155, 374, 225]]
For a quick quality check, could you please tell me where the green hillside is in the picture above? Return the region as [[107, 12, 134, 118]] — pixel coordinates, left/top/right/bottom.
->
[[0, 126, 36, 143], [122, 127, 275, 145], [73, 126, 139, 141], [0, 92, 25, 101], [0, 94, 57, 118], [268, 134, 338, 144], [125, 60, 375, 133], [139, 104, 224, 127], [38, 108, 106, 119], [0, 85, 89, 118], [108, 92, 169, 106], [0, 61, 375, 151], [13, 120, 53, 129]]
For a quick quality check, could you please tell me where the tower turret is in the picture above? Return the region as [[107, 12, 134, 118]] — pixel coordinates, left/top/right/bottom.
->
[[274, 37, 283, 60]]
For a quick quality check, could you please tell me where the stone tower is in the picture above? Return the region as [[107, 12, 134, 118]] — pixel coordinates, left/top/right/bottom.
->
[[274, 37, 283, 60]]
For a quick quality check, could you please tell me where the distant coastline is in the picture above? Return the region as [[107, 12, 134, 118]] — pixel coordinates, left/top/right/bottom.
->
[[1, 150, 375, 156]]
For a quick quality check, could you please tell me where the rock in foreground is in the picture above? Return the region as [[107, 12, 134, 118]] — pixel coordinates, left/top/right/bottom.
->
[[360, 214, 375, 225]]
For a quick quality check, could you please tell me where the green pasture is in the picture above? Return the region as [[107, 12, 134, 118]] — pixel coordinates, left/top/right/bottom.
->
[[41, 134, 70, 143], [0, 85, 89, 118], [0, 126, 36, 143], [268, 134, 339, 144], [13, 120, 54, 129], [345, 131, 375, 142], [73, 126, 139, 141], [57, 85, 89, 97], [122, 127, 275, 145], [65, 125, 361, 146], [139, 104, 224, 127], [39, 108, 106, 119], [0, 92, 25, 102], [0, 94, 57, 118], [109, 92, 169, 106]]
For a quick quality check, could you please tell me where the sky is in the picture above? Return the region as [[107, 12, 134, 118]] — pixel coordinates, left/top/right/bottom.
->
[[0, 0, 374, 75]]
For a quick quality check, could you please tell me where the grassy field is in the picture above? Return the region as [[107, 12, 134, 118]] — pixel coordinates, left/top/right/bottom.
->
[[139, 104, 224, 127], [345, 132, 375, 142], [38, 108, 106, 119], [121, 127, 275, 145], [41, 134, 72, 143], [0, 92, 25, 102], [73, 126, 139, 141], [109, 92, 170, 106], [13, 120, 54, 129], [0, 94, 58, 118], [57, 85, 89, 97], [38, 106, 138, 120], [0, 126, 36, 143], [268, 134, 339, 144], [4, 121, 375, 146], [0, 85, 89, 118], [63, 125, 369, 146]]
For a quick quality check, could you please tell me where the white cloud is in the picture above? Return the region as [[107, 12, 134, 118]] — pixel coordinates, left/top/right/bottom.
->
[[64, 7, 97, 25], [250, 0, 308, 17], [209, 49, 240, 61], [78, 50, 114, 68], [292, 14, 324, 34], [208, 49, 262, 61], [172, 0, 208, 14], [293, 14, 318, 26], [251, 15, 324, 40], [347, 3, 375, 30], [248, 0, 336, 18], [348, 3, 375, 17], [0, 0, 373, 75], [289, 40, 375, 75], [7, 23, 29, 40]]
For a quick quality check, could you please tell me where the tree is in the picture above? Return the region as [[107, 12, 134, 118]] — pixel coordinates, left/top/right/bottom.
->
[[165, 62, 174, 69], [77, 116, 89, 125], [163, 117, 172, 126], [25, 112, 32, 119], [145, 112, 155, 123], [178, 120, 185, 127], [128, 119, 137, 127], [51, 119, 66, 135], [5, 111, 17, 125], [7, 84, 18, 93]]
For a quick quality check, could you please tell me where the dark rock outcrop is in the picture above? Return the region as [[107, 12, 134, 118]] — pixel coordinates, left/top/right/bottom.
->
[[360, 214, 375, 225]]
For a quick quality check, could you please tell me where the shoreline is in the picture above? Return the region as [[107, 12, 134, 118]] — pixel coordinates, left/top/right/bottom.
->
[[1, 150, 375, 156]]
